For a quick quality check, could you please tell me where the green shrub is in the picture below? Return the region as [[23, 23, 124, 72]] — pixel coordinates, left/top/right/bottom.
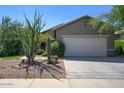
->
[[42, 51, 47, 56], [36, 49, 44, 55], [115, 46, 123, 55], [0, 45, 4, 57], [115, 40, 124, 55], [51, 41, 65, 57], [115, 40, 124, 46]]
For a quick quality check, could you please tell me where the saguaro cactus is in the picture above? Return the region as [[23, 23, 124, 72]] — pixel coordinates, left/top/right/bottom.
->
[[47, 35, 52, 64]]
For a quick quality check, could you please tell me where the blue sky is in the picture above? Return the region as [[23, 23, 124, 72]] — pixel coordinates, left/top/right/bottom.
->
[[0, 5, 112, 30]]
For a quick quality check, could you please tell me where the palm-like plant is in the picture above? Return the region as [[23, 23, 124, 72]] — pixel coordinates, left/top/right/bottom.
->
[[17, 11, 46, 63], [101, 6, 124, 29], [90, 5, 124, 32]]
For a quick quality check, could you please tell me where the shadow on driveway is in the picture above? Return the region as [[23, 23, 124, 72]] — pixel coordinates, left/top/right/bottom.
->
[[64, 56, 124, 63]]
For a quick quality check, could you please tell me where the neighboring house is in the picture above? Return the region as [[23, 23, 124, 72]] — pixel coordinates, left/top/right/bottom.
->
[[43, 15, 115, 57]]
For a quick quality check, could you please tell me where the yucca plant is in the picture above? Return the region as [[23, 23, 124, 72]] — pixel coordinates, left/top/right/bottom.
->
[[17, 11, 46, 63]]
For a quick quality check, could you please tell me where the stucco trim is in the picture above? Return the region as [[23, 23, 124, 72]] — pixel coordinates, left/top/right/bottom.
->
[[61, 35, 110, 38]]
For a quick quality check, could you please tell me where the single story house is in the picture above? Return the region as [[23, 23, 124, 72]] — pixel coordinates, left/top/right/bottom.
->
[[43, 15, 115, 57]]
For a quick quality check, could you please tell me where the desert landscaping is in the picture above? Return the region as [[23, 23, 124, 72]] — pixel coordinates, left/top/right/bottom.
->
[[0, 56, 66, 79]]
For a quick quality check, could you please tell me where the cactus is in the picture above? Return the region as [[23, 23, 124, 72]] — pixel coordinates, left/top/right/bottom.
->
[[47, 35, 52, 64]]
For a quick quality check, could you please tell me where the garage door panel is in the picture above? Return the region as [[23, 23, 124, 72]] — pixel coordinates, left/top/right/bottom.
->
[[65, 50, 106, 56], [63, 36, 107, 56]]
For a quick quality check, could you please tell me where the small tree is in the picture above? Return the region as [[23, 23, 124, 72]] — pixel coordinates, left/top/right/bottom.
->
[[0, 16, 23, 56], [17, 11, 46, 63], [90, 5, 124, 33]]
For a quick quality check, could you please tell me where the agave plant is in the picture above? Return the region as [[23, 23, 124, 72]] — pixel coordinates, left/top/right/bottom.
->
[[17, 11, 46, 63]]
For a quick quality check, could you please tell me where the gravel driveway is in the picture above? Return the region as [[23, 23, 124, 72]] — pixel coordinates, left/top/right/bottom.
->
[[64, 56, 124, 79]]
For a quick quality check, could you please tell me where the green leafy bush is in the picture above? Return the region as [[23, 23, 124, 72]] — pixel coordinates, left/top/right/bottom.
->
[[0, 39, 23, 57], [115, 46, 123, 55], [115, 40, 124, 46], [0, 16, 23, 57], [115, 40, 124, 55], [42, 51, 47, 56], [36, 49, 44, 55], [51, 41, 65, 57]]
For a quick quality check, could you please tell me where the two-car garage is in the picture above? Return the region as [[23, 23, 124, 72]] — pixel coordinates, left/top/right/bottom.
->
[[62, 35, 108, 56]]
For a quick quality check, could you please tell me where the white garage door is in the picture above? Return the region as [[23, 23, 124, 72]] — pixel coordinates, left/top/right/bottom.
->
[[62, 35, 107, 56]]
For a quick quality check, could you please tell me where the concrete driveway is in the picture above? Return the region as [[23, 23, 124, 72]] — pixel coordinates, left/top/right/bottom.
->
[[64, 56, 124, 79]]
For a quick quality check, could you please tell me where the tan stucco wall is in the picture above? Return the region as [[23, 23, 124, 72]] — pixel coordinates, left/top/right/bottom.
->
[[55, 18, 114, 49]]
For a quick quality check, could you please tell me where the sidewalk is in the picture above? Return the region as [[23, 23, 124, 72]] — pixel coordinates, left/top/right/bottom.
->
[[0, 79, 70, 88], [1, 79, 124, 88]]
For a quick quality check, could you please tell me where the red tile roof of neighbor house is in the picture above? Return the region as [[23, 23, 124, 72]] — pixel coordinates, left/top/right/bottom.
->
[[43, 15, 93, 33]]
